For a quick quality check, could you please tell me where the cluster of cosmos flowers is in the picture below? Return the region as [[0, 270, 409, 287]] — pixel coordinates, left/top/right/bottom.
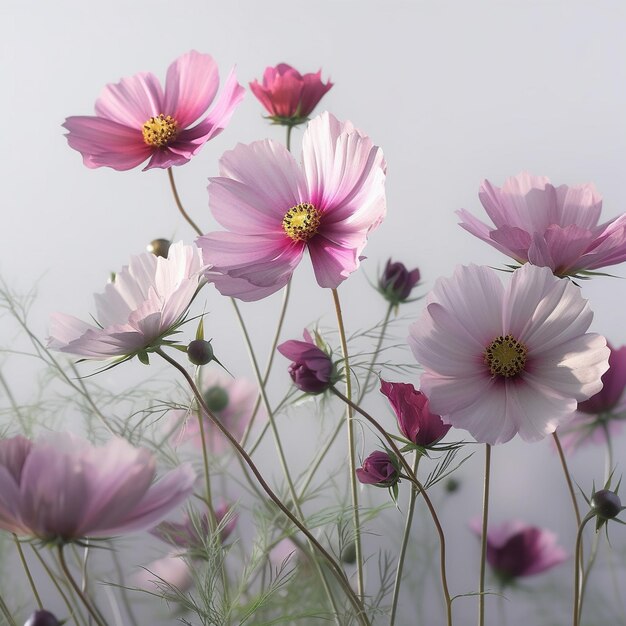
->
[[6, 50, 626, 624]]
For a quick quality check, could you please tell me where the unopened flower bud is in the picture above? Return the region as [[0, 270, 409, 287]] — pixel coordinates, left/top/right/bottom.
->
[[24, 610, 61, 626], [445, 478, 460, 493], [187, 339, 215, 366], [356, 451, 399, 488], [204, 385, 229, 413], [378, 259, 420, 305], [341, 541, 357, 564], [147, 238, 172, 258], [591, 489, 622, 520]]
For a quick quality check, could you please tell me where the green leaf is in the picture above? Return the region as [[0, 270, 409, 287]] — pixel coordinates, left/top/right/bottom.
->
[[137, 351, 150, 365], [196, 316, 205, 341]]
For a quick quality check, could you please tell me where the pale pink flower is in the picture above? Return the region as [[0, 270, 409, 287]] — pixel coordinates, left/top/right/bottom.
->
[[408, 264, 609, 445], [134, 552, 194, 593], [457, 172, 626, 277], [249, 63, 333, 122], [197, 111, 386, 301], [63, 51, 244, 171], [0, 434, 195, 542], [48, 242, 204, 360]]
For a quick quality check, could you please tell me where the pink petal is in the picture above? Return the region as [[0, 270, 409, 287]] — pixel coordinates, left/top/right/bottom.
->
[[554, 183, 602, 229], [307, 235, 359, 288], [143, 148, 191, 170]]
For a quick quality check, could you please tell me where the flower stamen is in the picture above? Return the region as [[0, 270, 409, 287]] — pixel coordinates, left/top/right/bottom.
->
[[484, 334, 527, 378], [282, 203, 321, 242], [142, 114, 179, 148]]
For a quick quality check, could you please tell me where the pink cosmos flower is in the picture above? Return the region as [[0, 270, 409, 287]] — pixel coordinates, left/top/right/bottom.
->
[[249, 63, 333, 123], [0, 434, 195, 542], [134, 552, 194, 593], [558, 343, 626, 451], [457, 172, 626, 277], [408, 264, 609, 445], [197, 111, 386, 301], [63, 51, 245, 171], [470, 519, 567, 586], [48, 242, 204, 361], [379, 379, 450, 446]]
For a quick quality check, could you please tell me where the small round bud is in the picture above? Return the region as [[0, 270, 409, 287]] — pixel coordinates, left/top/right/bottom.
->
[[24, 610, 61, 626], [204, 385, 229, 413], [341, 541, 357, 564], [147, 238, 172, 258], [187, 339, 214, 366], [445, 478, 460, 493], [591, 489, 622, 520]]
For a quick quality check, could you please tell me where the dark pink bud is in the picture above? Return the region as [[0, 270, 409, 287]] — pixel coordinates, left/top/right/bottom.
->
[[591, 489, 622, 521], [277, 330, 334, 394], [356, 451, 399, 487], [24, 610, 61, 626], [380, 380, 450, 446], [249, 63, 333, 124], [187, 339, 215, 366], [378, 259, 420, 305]]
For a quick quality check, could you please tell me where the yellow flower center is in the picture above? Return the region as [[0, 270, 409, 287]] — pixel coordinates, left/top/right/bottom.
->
[[282, 203, 321, 242], [484, 334, 528, 378], [142, 114, 179, 148]]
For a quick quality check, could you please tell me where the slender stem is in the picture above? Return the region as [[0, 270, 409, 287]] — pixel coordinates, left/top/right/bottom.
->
[[573, 514, 594, 626], [110, 548, 139, 626], [331, 287, 364, 599], [478, 444, 492, 626], [13, 534, 43, 609], [330, 387, 452, 626], [58, 545, 107, 626], [0, 592, 16, 626], [390, 454, 421, 626], [286, 125, 294, 152], [0, 370, 31, 435], [358, 303, 393, 404], [155, 348, 370, 626], [552, 432, 582, 527], [167, 168, 203, 236]]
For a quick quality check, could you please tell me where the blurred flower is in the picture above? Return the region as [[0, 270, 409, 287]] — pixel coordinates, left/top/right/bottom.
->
[[249, 63, 332, 125], [63, 51, 244, 171], [48, 242, 204, 361], [172, 371, 259, 453], [356, 451, 399, 487], [377, 259, 420, 305], [380, 379, 450, 446], [277, 329, 335, 393], [152, 503, 237, 552], [147, 238, 172, 258], [0, 434, 195, 543], [269, 537, 299, 568], [470, 520, 567, 586], [197, 111, 386, 301], [134, 552, 194, 593], [558, 343, 626, 451], [24, 610, 61, 626], [457, 172, 626, 277], [408, 264, 609, 445]]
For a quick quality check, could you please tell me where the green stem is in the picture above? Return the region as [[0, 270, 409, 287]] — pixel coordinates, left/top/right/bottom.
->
[[330, 387, 452, 626], [389, 454, 421, 626], [0, 592, 16, 626], [573, 514, 594, 626], [13, 534, 42, 609], [167, 168, 203, 236], [110, 548, 139, 626], [156, 348, 370, 626], [286, 125, 294, 152], [478, 444, 491, 626], [58, 545, 107, 626], [358, 303, 393, 404]]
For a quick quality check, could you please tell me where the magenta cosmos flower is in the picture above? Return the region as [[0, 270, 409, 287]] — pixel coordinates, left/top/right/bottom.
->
[[48, 242, 204, 361], [249, 63, 333, 123], [63, 51, 245, 171], [0, 434, 195, 542], [380, 380, 450, 446], [408, 264, 609, 445], [457, 172, 626, 277], [470, 519, 567, 586], [197, 111, 386, 301], [558, 343, 626, 451]]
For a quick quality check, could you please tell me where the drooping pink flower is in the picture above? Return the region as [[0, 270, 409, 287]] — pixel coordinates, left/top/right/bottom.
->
[[48, 242, 204, 361], [197, 111, 386, 301], [277, 329, 335, 393], [0, 434, 195, 542], [470, 519, 567, 586], [379, 380, 450, 446], [133, 552, 194, 593], [249, 63, 333, 123], [356, 451, 399, 487], [558, 343, 626, 451], [457, 172, 626, 277], [408, 264, 609, 445], [63, 51, 245, 171]]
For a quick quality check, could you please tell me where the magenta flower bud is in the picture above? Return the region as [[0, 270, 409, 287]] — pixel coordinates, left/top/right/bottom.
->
[[380, 380, 450, 446], [24, 610, 61, 626], [378, 260, 420, 305], [187, 339, 215, 366], [277, 330, 334, 394], [249, 63, 333, 124], [356, 451, 399, 487], [591, 489, 622, 520]]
